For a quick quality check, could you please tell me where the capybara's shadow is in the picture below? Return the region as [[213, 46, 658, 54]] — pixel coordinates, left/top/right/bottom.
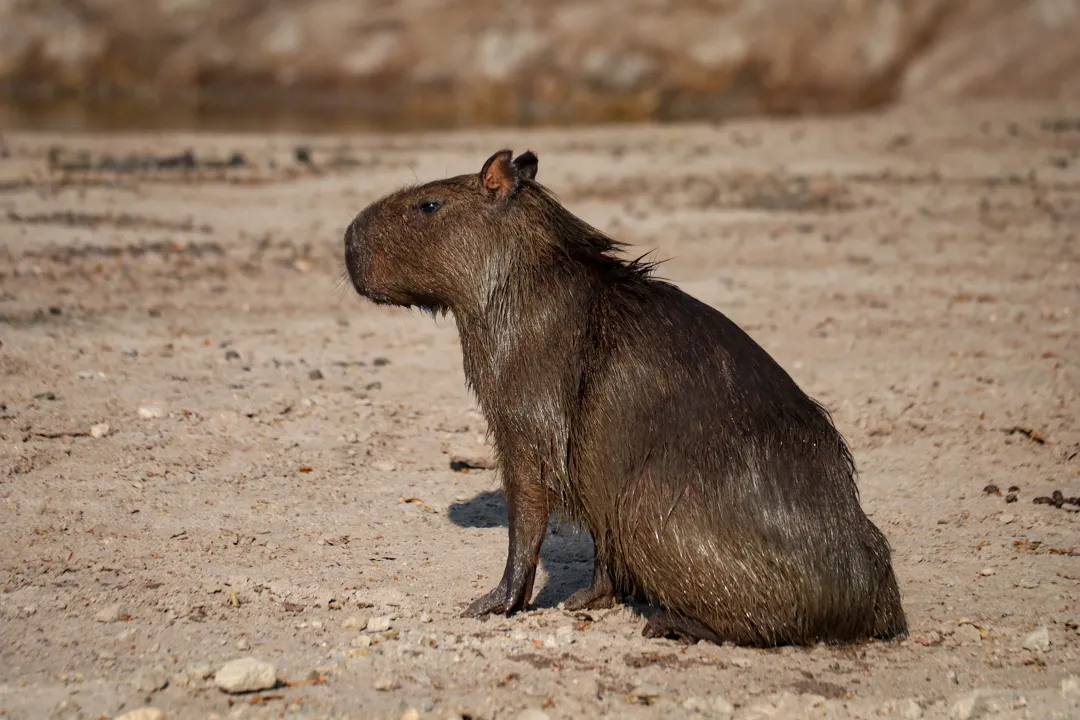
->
[[447, 489, 595, 609]]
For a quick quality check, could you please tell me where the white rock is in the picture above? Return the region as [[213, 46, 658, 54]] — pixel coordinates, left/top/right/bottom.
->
[[351, 635, 372, 648], [138, 406, 164, 419], [115, 709, 165, 720], [373, 675, 397, 691], [93, 604, 125, 623], [419, 611, 432, 623], [999, 512, 1015, 524], [236, 637, 250, 651], [555, 625, 574, 643], [367, 615, 393, 632], [213, 657, 277, 693], [90, 423, 110, 438], [400, 710, 420, 720], [342, 614, 369, 631], [1022, 626, 1050, 652], [373, 460, 395, 473]]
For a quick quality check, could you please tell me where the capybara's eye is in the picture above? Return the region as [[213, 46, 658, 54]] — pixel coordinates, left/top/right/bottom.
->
[[417, 200, 442, 214]]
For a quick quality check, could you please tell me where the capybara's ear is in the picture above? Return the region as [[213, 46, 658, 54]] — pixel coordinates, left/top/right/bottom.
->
[[512, 151, 538, 182], [480, 149, 515, 195], [480, 149, 536, 198]]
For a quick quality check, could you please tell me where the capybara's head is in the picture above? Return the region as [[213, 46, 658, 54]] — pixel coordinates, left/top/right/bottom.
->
[[344, 149, 539, 315]]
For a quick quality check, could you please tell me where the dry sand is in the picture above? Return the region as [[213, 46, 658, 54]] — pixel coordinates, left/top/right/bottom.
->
[[1, 101, 1078, 720]]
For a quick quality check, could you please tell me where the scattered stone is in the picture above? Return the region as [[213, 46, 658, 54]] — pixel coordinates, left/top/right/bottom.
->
[[308, 369, 324, 380], [401, 710, 421, 720], [137, 406, 164, 420], [374, 675, 397, 691], [373, 357, 391, 366], [133, 666, 169, 694], [978, 568, 996, 576], [515, 710, 550, 720], [1022, 626, 1050, 651], [955, 623, 982, 645], [629, 683, 663, 704], [187, 663, 214, 680], [951, 690, 1026, 719], [881, 698, 923, 718], [342, 614, 370, 631], [555, 625, 574, 644], [711, 696, 736, 716], [236, 637, 250, 651], [351, 634, 373, 649], [224, 349, 241, 361], [93, 604, 126, 623], [115, 709, 165, 720], [999, 512, 1015, 524], [419, 611, 432, 623], [367, 615, 393, 632], [213, 657, 277, 693], [90, 423, 110, 438], [374, 461, 396, 473]]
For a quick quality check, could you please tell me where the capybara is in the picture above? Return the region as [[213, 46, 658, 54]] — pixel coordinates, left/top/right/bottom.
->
[[343, 149, 907, 646]]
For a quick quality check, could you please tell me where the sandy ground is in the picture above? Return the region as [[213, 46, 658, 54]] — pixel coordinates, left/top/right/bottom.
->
[[1, 101, 1079, 720]]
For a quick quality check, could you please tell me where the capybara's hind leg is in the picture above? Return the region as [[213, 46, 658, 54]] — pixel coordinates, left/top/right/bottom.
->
[[642, 609, 724, 645], [565, 553, 620, 611]]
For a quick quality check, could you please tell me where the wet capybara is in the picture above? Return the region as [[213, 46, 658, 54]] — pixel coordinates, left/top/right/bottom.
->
[[344, 149, 907, 646]]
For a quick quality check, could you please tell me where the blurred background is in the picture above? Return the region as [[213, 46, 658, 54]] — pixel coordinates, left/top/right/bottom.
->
[[1, 0, 1078, 133]]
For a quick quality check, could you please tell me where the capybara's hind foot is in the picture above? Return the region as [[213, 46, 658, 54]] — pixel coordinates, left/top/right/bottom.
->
[[642, 609, 724, 645]]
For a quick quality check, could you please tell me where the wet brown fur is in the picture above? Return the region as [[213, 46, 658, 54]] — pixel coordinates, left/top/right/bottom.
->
[[344, 149, 907, 646]]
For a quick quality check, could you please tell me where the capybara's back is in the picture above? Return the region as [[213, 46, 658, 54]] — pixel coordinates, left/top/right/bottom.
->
[[573, 284, 907, 645], [344, 148, 907, 645]]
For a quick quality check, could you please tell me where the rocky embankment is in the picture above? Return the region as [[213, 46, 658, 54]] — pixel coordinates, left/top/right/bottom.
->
[[1, 0, 1079, 128]]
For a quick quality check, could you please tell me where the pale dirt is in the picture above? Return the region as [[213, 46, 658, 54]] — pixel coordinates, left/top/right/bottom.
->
[[1, 101, 1079, 720]]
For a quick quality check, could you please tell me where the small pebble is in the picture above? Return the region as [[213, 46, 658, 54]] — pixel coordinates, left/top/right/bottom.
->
[[90, 423, 110, 438], [978, 568, 996, 576], [555, 625, 574, 644], [133, 666, 169, 694], [629, 684, 663, 703], [367, 615, 394, 632], [236, 637, 250, 651], [309, 369, 324, 380], [1021, 626, 1050, 652], [137, 406, 164, 420], [373, 357, 391, 366], [351, 635, 373, 648], [374, 675, 397, 691], [712, 696, 736, 716], [93, 604, 125, 623], [419, 611, 432, 623], [187, 663, 214, 681], [115, 709, 165, 720], [374, 461, 396, 473], [214, 657, 277, 693], [342, 614, 370, 631], [999, 512, 1015, 524], [400, 710, 420, 720], [955, 624, 982, 645], [224, 350, 240, 361]]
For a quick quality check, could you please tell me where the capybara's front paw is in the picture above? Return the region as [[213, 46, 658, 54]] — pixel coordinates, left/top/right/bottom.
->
[[462, 585, 521, 618], [564, 584, 618, 611]]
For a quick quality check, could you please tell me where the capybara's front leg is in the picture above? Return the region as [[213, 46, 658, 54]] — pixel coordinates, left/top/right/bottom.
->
[[462, 469, 552, 618]]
